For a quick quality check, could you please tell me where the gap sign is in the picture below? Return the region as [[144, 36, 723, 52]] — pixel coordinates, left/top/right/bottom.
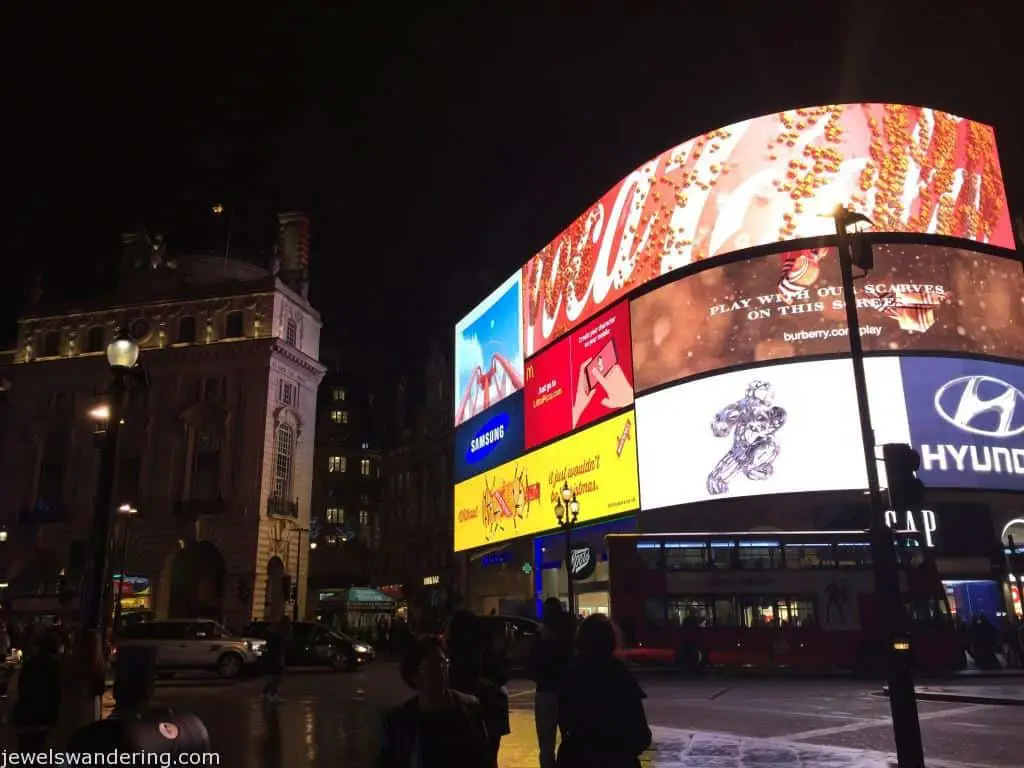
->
[[453, 390, 525, 483]]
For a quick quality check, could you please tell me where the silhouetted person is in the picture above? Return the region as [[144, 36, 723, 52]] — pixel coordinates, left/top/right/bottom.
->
[[447, 610, 509, 767], [528, 598, 572, 768], [377, 636, 490, 768], [52, 630, 106, 746], [262, 616, 290, 702], [11, 633, 63, 751], [557, 615, 651, 768]]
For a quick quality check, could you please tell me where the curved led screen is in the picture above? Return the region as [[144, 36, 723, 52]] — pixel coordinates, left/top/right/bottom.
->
[[632, 244, 1024, 393], [454, 410, 639, 552], [455, 271, 525, 427], [635, 355, 1024, 511], [523, 104, 1012, 356]]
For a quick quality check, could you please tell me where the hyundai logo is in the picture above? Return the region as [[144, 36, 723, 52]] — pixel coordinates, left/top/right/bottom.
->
[[465, 412, 510, 464], [934, 375, 1024, 438]]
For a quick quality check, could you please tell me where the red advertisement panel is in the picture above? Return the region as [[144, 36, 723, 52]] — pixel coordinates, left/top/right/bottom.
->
[[522, 104, 1013, 356], [524, 303, 633, 449]]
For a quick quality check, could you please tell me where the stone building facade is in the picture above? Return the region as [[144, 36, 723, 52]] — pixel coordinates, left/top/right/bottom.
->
[[377, 347, 456, 629], [0, 214, 325, 630]]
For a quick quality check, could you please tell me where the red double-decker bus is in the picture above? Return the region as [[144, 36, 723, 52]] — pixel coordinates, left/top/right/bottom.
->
[[608, 530, 963, 675]]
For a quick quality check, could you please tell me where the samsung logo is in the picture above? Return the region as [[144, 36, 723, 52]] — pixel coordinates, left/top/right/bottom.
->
[[466, 413, 509, 464]]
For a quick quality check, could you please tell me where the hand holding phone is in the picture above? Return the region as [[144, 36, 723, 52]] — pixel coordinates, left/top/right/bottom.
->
[[585, 339, 619, 393]]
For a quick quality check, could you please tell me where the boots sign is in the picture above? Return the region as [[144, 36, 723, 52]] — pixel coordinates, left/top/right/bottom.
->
[[884, 508, 937, 548], [569, 544, 597, 580]]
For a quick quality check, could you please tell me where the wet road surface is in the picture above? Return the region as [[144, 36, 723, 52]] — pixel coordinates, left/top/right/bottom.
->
[[10, 664, 1019, 766]]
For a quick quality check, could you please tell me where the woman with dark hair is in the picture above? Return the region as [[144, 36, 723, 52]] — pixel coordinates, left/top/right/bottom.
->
[[11, 633, 63, 751], [528, 598, 572, 768], [557, 614, 651, 768], [377, 636, 491, 768], [446, 610, 509, 767]]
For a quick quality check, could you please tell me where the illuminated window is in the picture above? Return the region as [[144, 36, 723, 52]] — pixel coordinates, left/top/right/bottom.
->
[[328, 456, 346, 473], [360, 458, 371, 476], [273, 424, 294, 500], [326, 507, 344, 524], [332, 388, 346, 402], [330, 410, 348, 424], [285, 318, 297, 346], [359, 509, 369, 525]]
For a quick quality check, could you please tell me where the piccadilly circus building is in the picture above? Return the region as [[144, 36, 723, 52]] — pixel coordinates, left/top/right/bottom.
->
[[452, 103, 1023, 628]]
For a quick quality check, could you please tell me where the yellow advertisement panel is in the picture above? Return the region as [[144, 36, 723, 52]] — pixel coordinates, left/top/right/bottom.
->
[[454, 411, 639, 552]]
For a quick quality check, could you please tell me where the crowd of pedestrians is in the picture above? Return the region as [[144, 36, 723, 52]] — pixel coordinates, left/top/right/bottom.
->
[[378, 600, 651, 768]]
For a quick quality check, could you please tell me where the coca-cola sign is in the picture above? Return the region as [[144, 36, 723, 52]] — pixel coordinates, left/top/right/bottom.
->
[[569, 544, 597, 581], [522, 104, 1013, 356]]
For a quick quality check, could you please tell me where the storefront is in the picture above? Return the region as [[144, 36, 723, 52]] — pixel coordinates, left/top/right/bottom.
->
[[533, 516, 637, 618]]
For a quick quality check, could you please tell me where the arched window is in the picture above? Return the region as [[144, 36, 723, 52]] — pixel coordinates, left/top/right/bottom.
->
[[273, 424, 295, 500]]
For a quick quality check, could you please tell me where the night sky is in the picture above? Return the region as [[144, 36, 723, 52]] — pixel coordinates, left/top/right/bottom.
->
[[4, 4, 1021, 386]]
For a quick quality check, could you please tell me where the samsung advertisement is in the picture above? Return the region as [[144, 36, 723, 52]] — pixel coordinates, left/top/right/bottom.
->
[[453, 391, 526, 483]]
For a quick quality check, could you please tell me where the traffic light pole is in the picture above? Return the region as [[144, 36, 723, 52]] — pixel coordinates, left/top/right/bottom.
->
[[833, 209, 925, 767]]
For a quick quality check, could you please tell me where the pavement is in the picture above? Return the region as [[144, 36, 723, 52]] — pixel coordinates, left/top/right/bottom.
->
[[883, 683, 1024, 706], [5, 664, 1024, 766]]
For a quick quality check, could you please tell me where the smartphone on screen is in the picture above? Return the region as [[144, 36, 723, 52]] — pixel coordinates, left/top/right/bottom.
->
[[585, 339, 618, 393]]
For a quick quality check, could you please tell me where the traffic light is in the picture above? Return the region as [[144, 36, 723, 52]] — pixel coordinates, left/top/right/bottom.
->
[[883, 443, 925, 511], [290, 583, 298, 602]]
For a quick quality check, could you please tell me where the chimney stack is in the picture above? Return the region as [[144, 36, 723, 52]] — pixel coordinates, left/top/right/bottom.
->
[[276, 212, 310, 299]]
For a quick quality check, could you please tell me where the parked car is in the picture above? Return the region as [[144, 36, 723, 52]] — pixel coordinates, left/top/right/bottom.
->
[[243, 621, 374, 672], [114, 619, 266, 679]]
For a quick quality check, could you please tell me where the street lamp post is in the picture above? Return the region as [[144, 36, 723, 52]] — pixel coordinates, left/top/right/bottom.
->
[[554, 481, 580, 620], [112, 504, 138, 633], [81, 330, 139, 634], [831, 206, 924, 767]]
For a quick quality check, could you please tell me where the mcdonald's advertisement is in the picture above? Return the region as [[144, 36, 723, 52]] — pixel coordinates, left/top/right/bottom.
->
[[453, 410, 640, 551]]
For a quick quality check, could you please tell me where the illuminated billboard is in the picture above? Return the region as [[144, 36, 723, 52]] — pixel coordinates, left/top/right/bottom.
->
[[523, 104, 1012, 356], [455, 272, 524, 427], [634, 357, 910, 510], [900, 357, 1024, 491], [632, 244, 1024, 393], [454, 411, 639, 551], [453, 391, 525, 483], [524, 303, 634, 450]]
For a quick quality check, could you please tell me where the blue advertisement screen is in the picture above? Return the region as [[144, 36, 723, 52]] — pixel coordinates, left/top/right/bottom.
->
[[899, 356, 1024, 491], [453, 390, 525, 483]]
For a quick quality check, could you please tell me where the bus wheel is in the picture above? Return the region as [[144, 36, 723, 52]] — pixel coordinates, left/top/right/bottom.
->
[[675, 643, 702, 675]]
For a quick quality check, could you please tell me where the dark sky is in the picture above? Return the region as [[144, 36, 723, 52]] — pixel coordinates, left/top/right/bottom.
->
[[4, 4, 1021, 383]]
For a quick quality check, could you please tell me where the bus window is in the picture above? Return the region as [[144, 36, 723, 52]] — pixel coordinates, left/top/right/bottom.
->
[[645, 597, 667, 627], [738, 597, 778, 628], [836, 542, 872, 568], [776, 597, 816, 628], [665, 541, 707, 570], [785, 542, 834, 568], [713, 598, 738, 627], [668, 598, 711, 628], [710, 541, 735, 569], [635, 541, 663, 569], [737, 541, 780, 570]]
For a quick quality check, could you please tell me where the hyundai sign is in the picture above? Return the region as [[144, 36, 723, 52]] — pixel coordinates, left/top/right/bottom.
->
[[900, 357, 1024, 491], [453, 390, 525, 483]]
